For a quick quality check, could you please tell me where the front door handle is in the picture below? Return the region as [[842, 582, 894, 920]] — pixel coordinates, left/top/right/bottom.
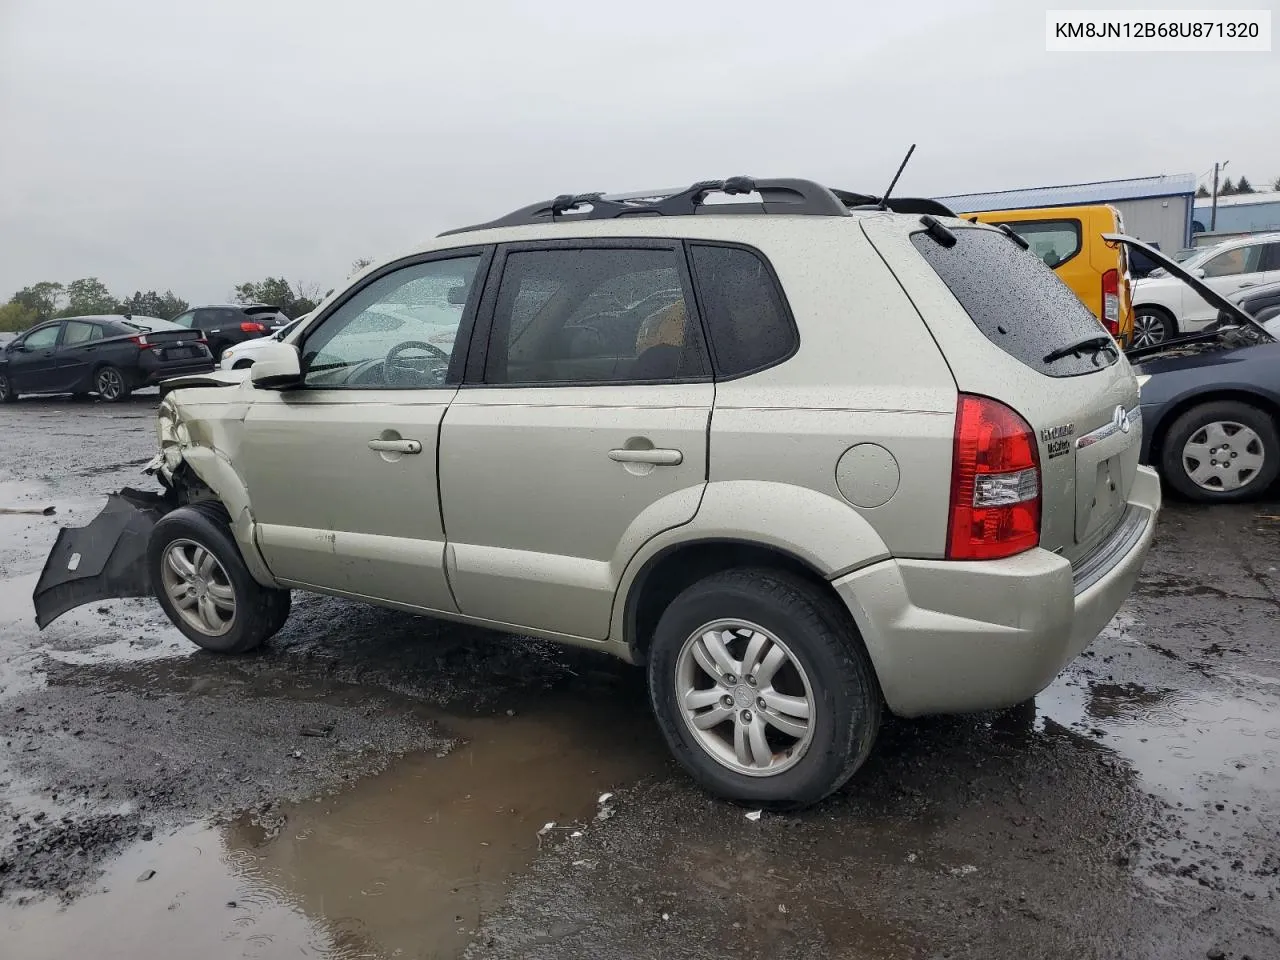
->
[[368, 438, 422, 454], [609, 447, 683, 466], [1237, 282, 1256, 289]]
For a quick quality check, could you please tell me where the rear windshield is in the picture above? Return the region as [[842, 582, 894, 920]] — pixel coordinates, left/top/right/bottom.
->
[[912, 226, 1116, 378]]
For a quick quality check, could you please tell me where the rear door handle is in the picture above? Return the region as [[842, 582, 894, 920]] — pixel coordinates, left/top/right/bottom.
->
[[368, 438, 422, 454], [609, 448, 683, 466]]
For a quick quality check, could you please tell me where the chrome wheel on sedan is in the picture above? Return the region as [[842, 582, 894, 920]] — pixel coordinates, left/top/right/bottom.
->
[[1181, 421, 1265, 493], [159, 538, 236, 637], [676, 619, 816, 776]]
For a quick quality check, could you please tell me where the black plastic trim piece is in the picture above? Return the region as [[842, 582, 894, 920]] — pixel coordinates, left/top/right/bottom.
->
[[919, 215, 957, 248]]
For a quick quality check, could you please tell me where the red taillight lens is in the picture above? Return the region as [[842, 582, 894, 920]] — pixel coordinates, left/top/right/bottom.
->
[[240, 321, 266, 333], [130, 334, 153, 349], [1101, 268, 1120, 335], [947, 394, 1041, 561]]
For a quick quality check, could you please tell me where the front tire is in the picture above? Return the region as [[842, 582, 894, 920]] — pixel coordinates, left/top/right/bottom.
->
[[1160, 400, 1279, 502], [1131, 307, 1175, 348], [647, 568, 881, 810], [94, 365, 131, 403], [0, 373, 16, 403], [148, 503, 291, 653], [233, 359, 253, 370]]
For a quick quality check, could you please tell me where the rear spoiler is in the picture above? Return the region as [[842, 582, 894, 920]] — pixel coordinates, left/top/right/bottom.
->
[[829, 189, 957, 218]]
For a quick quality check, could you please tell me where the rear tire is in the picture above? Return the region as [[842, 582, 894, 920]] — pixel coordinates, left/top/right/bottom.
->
[[1131, 307, 1175, 348], [0, 373, 16, 403], [148, 502, 291, 653], [1160, 400, 1279, 502], [646, 567, 881, 810], [94, 365, 131, 403]]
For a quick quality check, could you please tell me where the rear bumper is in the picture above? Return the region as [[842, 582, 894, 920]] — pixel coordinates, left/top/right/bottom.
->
[[137, 356, 215, 385], [833, 465, 1161, 717]]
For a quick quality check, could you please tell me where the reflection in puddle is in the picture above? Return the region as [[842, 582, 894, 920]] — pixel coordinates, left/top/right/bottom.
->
[[1037, 675, 1280, 897], [1, 693, 670, 960]]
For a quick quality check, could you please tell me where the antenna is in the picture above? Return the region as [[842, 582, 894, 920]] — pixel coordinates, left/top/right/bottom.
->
[[878, 144, 917, 210]]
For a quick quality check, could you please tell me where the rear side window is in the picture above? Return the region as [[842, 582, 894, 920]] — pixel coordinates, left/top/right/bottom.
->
[[484, 247, 707, 385], [63, 321, 103, 345], [689, 244, 796, 376], [913, 227, 1115, 378], [999, 219, 1081, 269]]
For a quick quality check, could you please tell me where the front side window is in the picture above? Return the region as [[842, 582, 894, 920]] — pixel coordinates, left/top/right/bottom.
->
[[63, 321, 103, 345], [301, 256, 481, 389], [689, 244, 796, 376], [1001, 219, 1082, 269], [484, 247, 704, 385], [23, 325, 60, 349], [1201, 244, 1263, 278], [170, 311, 197, 329]]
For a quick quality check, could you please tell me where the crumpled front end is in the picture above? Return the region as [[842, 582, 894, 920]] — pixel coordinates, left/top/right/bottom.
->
[[33, 378, 271, 629]]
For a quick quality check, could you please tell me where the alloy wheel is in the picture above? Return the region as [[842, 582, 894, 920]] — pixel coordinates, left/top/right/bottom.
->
[[159, 538, 237, 637], [1131, 313, 1168, 349], [97, 368, 124, 401], [675, 619, 816, 777], [1181, 421, 1265, 492]]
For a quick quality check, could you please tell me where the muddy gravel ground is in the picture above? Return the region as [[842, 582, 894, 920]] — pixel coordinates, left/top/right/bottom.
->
[[1, 394, 1278, 960]]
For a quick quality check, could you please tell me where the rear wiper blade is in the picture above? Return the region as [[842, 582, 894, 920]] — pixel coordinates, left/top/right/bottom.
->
[[1043, 335, 1116, 364]]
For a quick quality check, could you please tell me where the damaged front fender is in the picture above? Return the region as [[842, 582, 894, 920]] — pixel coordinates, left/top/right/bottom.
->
[[32, 487, 174, 629]]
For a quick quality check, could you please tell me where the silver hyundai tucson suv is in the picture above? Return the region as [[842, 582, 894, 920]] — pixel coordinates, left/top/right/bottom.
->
[[34, 178, 1161, 809]]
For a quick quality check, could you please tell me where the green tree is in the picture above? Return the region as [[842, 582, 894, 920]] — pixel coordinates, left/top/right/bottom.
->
[[0, 301, 38, 333], [350, 257, 374, 276], [11, 282, 65, 320], [62, 277, 119, 317], [1195, 184, 1210, 198], [1235, 176, 1255, 194], [1273, 176, 1280, 192], [119, 289, 189, 319], [232, 277, 319, 318], [1218, 176, 1236, 196]]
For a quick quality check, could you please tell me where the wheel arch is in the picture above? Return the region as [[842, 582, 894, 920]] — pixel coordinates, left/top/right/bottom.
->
[[610, 480, 892, 662]]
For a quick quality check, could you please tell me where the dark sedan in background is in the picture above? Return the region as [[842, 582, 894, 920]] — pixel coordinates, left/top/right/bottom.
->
[[169, 303, 290, 361], [1109, 235, 1280, 504], [0, 315, 214, 403]]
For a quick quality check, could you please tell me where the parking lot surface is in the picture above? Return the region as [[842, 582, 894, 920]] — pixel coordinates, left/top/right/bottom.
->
[[1, 394, 1278, 960]]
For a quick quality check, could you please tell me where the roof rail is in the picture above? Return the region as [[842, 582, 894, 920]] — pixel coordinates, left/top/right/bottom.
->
[[439, 177, 852, 236], [829, 188, 957, 218]]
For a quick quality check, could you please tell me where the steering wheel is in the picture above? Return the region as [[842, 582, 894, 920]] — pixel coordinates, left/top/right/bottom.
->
[[385, 340, 449, 386]]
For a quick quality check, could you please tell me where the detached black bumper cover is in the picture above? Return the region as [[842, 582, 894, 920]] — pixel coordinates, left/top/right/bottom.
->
[[33, 488, 172, 629]]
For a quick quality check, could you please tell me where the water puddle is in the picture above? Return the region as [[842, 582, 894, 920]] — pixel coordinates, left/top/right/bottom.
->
[[1037, 674, 1280, 897], [0, 689, 670, 959]]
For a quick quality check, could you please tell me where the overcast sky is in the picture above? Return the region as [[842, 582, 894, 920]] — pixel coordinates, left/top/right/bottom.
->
[[1, 0, 1275, 304]]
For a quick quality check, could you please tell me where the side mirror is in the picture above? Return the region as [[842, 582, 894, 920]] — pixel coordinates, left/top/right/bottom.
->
[[250, 342, 302, 388], [1191, 267, 1206, 279]]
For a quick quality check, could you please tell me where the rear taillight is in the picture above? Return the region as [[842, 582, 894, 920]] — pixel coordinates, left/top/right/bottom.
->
[[947, 394, 1041, 561], [130, 335, 154, 349], [240, 321, 266, 334], [1101, 268, 1120, 336]]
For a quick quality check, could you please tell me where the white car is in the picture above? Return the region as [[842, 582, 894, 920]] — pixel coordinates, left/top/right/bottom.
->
[[1131, 233, 1280, 347], [219, 315, 309, 369]]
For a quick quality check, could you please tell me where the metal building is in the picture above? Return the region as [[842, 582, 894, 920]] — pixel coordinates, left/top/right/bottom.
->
[[1191, 190, 1280, 244], [935, 174, 1197, 253]]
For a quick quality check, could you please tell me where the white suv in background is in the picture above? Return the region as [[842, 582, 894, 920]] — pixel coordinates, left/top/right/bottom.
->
[[1131, 233, 1280, 346]]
